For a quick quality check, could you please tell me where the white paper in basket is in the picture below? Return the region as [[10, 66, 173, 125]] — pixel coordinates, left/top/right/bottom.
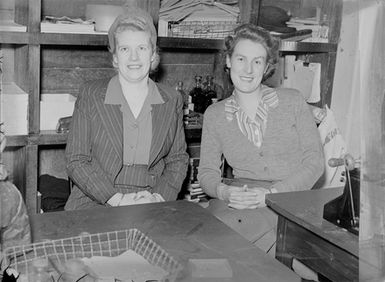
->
[[82, 249, 167, 282]]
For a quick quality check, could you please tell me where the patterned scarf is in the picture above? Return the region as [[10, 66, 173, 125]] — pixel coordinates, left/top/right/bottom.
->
[[225, 85, 278, 147]]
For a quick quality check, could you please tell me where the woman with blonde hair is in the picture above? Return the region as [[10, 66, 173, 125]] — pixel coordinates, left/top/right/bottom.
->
[[65, 7, 188, 210]]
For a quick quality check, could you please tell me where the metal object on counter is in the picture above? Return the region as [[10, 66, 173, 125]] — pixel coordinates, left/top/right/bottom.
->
[[56, 116, 72, 134], [323, 154, 360, 235]]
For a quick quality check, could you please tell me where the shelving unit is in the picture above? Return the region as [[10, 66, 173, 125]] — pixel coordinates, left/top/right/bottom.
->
[[0, 32, 339, 50], [1, 0, 342, 214]]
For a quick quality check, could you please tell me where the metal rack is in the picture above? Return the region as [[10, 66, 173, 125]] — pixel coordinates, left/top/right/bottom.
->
[[4, 228, 182, 281]]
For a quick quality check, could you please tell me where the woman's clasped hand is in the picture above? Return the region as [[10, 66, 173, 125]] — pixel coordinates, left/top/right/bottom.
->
[[120, 190, 165, 205], [108, 190, 165, 207], [219, 184, 270, 209]]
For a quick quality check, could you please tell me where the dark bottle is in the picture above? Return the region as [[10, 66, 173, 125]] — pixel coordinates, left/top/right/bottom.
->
[[189, 75, 205, 113], [203, 75, 218, 110]]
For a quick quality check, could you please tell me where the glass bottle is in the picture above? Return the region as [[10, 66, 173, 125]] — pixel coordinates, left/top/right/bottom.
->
[[189, 75, 205, 113], [176, 81, 190, 116], [29, 258, 51, 282], [203, 75, 218, 110]]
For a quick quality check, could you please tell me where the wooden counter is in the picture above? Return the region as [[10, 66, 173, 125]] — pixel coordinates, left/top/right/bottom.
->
[[266, 188, 359, 282], [30, 200, 300, 282]]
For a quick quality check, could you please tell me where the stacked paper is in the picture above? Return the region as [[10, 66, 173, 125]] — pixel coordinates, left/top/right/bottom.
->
[[41, 22, 95, 34], [1, 83, 28, 135], [41, 16, 95, 34], [286, 17, 329, 43], [184, 158, 209, 202], [82, 250, 168, 281], [40, 94, 76, 130]]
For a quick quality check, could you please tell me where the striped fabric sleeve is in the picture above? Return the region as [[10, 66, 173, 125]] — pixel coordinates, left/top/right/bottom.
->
[[65, 84, 117, 204], [151, 94, 189, 201]]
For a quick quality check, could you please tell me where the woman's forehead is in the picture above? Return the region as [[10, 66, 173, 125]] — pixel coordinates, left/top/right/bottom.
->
[[233, 39, 267, 58], [116, 29, 151, 45]]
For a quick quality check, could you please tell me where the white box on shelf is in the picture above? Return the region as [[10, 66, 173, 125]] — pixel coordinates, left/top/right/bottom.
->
[[40, 94, 76, 131], [1, 83, 28, 135], [0, 20, 27, 32], [158, 18, 169, 37]]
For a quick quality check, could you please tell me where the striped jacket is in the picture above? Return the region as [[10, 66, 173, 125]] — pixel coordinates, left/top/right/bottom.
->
[[65, 77, 189, 210]]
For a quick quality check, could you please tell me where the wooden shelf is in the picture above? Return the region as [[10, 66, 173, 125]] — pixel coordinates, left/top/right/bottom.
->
[[37, 32, 109, 46], [0, 32, 337, 53], [6, 128, 202, 147], [35, 131, 68, 145], [5, 135, 28, 147], [158, 37, 225, 50], [6, 131, 68, 147], [158, 37, 338, 53], [0, 31, 29, 44], [279, 41, 337, 53]]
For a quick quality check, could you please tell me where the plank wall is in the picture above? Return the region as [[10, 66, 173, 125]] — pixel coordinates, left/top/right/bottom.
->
[[41, 46, 114, 95], [0, 0, 14, 21]]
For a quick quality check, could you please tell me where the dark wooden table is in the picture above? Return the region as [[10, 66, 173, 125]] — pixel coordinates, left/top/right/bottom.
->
[[30, 200, 300, 282], [266, 188, 358, 282]]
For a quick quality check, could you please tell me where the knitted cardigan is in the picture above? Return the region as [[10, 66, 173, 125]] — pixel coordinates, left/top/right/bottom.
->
[[198, 87, 325, 198]]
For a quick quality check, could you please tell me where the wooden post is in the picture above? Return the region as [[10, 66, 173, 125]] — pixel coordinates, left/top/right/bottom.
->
[[25, 144, 38, 214]]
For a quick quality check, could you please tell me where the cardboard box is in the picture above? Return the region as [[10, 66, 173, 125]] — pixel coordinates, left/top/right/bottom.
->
[[40, 94, 76, 131], [1, 83, 28, 135]]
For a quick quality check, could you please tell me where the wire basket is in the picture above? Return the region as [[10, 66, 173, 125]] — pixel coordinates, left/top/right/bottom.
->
[[168, 20, 238, 39], [3, 228, 182, 281]]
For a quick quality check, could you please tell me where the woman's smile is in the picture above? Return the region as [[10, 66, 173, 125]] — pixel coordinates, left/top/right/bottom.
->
[[127, 63, 141, 69], [239, 75, 254, 81]]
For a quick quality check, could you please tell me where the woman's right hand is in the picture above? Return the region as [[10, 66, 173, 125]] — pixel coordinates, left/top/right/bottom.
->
[[218, 184, 267, 210], [119, 191, 165, 206], [229, 187, 270, 209], [218, 184, 246, 201]]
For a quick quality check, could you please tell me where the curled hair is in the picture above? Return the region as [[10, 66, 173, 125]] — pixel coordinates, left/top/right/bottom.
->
[[108, 7, 159, 71], [225, 24, 279, 77]]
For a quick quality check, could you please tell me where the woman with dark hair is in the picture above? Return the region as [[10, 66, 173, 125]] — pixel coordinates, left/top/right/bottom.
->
[[65, 7, 188, 210], [198, 23, 324, 254]]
